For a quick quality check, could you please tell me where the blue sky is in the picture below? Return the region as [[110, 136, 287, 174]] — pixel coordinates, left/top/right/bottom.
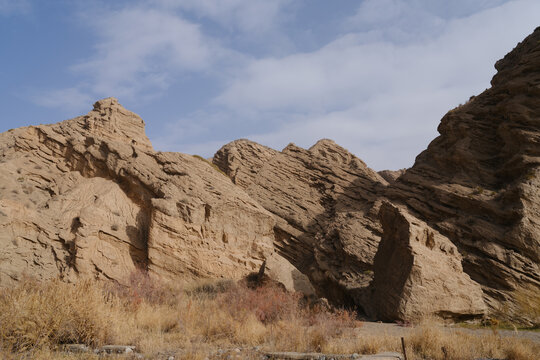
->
[[1, 0, 539, 170]]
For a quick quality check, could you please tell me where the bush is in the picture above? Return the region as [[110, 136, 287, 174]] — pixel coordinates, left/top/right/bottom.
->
[[218, 281, 301, 324], [0, 279, 117, 351], [107, 269, 178, 307]]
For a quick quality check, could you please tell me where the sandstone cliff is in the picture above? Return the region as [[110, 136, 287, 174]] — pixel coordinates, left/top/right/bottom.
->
[[371, 202, 487, 321], [213, 28, 540, 324], [0, 98, 276, 285], [213, 139, 387, 306], [384, 27, 540, 323], [1, 28, 539, 325]]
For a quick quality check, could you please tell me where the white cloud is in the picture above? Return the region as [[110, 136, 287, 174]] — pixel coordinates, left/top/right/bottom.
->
[[209, 0, 540, 169], [74, 7, 221, 98], [29, 0, 540, 170], [154, 0, 292, 34], [32, 5, 239, 111]]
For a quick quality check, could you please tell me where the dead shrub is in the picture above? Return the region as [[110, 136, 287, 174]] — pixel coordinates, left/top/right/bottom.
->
[[218, 281, 301, 324], [0, 279, 117, 352], [7, 274, 537, 359], [406, 319, 540, 360], [107, 269, 178, 308], [185, 279, 235, 299], [303, 306, 360, 336]]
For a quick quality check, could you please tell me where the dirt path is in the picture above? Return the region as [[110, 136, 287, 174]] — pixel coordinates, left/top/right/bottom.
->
[[355, 321, 540, 343]]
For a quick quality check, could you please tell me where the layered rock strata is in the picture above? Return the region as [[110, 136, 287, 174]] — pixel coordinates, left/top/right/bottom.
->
[[214, 138, 387, 306], [0, 98, 275, 285], [371, 202, 487, 321], [1, 27, 540, 325], [385, 27, 540, 323]]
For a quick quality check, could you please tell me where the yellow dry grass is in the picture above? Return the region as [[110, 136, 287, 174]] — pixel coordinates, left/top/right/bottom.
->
[[406, 320, 539, 360], [0, 275, 537, 359]]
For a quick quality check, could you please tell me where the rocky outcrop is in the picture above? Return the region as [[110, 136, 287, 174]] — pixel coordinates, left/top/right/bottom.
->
[[212, 28, 540, 323], [214, 138, 387, 307], [371, 202, 486, 321], [385, 27, 540, 323], [2, 28, 540, 325], [378, 169, 406, 184], [0, 98, 275, 285]]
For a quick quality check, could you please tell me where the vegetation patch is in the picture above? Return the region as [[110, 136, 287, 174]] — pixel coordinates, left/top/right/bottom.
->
[[0, 275, 538, 359]]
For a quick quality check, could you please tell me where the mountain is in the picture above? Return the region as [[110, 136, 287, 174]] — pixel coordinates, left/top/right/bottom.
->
[[1, 28, 539, 325], [0, 98, 278, 285]]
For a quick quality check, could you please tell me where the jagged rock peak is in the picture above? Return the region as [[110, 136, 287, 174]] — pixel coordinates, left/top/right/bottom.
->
[[213, 137, 387, 307], [82, 97, 153, 151], [309, 138, 357, 163], [378, 169, 406, 184], [308, 139, 383, 181], [0, 99, 276, 287], [492, 26, 540, 87], [213, 139, 279, 188], [386, 25, 540, 323]]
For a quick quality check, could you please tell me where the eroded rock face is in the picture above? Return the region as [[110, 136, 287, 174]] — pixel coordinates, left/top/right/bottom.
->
[[214, 138, 387, 307], [2, 27, 540, 325], [371, 202, 486, 321], [386, 27, 540, 323], [0, 98, 275, 285], [378, 169, 406, 184], [212, 28, 540, 323]]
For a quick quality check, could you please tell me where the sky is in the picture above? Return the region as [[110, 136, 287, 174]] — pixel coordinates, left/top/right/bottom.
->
[[1, 0, 539, 170]]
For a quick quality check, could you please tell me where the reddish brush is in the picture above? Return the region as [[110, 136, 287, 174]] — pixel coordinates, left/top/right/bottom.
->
[[219, 281, 302, 324]]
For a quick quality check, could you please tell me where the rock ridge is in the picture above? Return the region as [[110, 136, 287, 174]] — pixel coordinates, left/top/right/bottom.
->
[[2, 28, 540, 325], [0, 98, 276, 285]]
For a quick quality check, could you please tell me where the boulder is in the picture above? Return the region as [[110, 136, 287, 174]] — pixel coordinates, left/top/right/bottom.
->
[[371, 202, 486, 321]]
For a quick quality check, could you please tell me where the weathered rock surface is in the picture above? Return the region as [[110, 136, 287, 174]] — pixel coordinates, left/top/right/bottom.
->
[[214, 138, 387, 306], [371, 202, 486, 321], [2, 28, 540, 325], [378, 169, 406, 184], [0, 98, 275, 285], [385, 27, 540, 323], [213, 28, 540, 323]]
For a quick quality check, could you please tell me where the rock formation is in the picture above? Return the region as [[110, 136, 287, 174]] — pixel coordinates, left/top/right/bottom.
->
[[371, 202, 486, 321], [0, 98, 276, 285], [1, 28, 540, 325], [213, 27, 540, 323], [385, 27, 540, 323], [213, 139, 386, 307]]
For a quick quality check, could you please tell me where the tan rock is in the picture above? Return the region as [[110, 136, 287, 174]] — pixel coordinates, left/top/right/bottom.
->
[[378, 169, 406, 184], [371, 202, 486, 321], [386, 27, 540, 323], [265, 252, 316, 296], [2, 27, 540, 326], [0, 98, 274, 285], [214, 138, 387, 307]]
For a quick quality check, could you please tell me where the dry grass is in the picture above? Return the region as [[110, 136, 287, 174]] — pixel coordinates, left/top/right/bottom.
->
[[0, 278, 120, 351], [405, 319, 539, 360], [0, 274, 538, 359]]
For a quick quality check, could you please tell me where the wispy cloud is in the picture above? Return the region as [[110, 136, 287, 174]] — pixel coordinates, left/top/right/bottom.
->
[[31, 87, 94, 115], [74, 7, 221, 97], [28, 0, 540, 170], [207, 0, 540, 169], [154, 0, 292, 34], [32, 4, 237, 111]]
